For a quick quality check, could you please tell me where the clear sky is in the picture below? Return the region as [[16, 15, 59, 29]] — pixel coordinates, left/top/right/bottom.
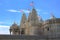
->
[[0, 0, 60, 34]]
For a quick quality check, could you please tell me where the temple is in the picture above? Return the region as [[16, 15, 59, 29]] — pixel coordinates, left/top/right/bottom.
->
[[9, 8, 60, 37]]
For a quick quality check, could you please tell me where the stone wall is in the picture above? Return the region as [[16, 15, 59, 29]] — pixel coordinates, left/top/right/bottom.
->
[[0, 35, 60, 40]]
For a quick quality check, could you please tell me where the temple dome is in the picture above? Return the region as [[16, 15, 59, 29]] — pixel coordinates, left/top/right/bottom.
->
[[10, 22, 19, 29]]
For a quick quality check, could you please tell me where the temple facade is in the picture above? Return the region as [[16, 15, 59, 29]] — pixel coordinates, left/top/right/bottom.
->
[[9, 8, 60, 36]]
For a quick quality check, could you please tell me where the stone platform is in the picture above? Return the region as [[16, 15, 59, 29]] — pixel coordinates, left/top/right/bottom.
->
[[0, 35, 60, 40]]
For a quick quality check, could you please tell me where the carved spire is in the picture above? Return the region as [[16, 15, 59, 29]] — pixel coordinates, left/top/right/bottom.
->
[[28, 8, 39, 25], [20, 12, 27, 27], [28, 12, 32, 22]]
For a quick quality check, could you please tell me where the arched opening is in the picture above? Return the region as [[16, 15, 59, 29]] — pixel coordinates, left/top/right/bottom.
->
[[21, 28, 25, 35]]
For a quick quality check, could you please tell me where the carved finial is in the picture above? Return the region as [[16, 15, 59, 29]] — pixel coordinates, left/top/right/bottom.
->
[[14, 21, 16, 24], [50, 12, 56, 19]]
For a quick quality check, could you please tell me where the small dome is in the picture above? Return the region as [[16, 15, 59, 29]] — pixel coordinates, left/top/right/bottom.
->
[[10, 22, 19, 29]]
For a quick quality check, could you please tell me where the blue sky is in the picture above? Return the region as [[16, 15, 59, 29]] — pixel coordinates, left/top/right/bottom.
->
[[0, 0, 60, 34]]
